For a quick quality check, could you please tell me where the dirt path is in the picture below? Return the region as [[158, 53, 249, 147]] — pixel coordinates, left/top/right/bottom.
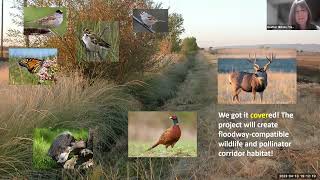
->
[[159, 51, 217, 111]]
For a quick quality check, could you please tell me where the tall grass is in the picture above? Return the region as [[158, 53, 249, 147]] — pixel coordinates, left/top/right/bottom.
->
[[0, 69, 138, 178], [127, 55, 195, 110], [0, 54, 194, 178]]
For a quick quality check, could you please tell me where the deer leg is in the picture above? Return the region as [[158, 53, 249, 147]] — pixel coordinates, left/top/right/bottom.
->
[[232, 88, 241, 102], [252, 91, 256, 101], [259, 92, 263, 102]]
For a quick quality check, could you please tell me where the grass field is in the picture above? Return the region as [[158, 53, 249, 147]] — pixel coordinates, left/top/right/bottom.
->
[[218, 72, 297, 104], [128, 140, 197, 157], [24, 7, 67, 36], [33, 128, 88, 170], [76, 21, 119, 62]]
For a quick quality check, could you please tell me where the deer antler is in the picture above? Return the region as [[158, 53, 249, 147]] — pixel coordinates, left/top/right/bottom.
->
[[264, 53, 275, 70], [247, 53, 259, 69]]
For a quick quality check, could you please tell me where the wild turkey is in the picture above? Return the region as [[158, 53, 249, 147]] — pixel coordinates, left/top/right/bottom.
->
[[147, 115, 181, 151]]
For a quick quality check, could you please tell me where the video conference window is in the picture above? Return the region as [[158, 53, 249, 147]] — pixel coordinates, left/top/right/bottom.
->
[[267, 0, 320, 30]]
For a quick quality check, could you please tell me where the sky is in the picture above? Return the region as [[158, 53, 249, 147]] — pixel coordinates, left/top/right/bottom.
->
[[1, 0, 320, 48], [9, 48, 57, 58], [155, 0, 320, 47]]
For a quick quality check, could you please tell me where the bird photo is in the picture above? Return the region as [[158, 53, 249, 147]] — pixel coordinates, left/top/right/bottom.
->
[[140, 11, 166, 29], [24, 7, 67, 35], [33, 128, 94, 170], [133, 9, 168, 33], [128, 112, 197, 157], [76, 21, 119, 62], [82, 28, 111, 54], [147, 115, 181, 151]]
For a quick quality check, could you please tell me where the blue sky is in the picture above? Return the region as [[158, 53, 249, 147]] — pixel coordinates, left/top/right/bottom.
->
[[2, 0, 320, 47], [9, 48, 57, 58]]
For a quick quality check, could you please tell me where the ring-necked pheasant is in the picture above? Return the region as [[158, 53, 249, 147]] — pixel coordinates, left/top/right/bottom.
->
[[147, 115, 181, 151]]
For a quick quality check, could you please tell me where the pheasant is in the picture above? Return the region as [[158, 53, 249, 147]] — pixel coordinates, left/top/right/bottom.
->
[[147, 115, 181, 151]]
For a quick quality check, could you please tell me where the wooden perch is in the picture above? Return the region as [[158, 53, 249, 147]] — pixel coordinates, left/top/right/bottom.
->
[[133, 16, 155, 33], [24, 28, 51, 35]]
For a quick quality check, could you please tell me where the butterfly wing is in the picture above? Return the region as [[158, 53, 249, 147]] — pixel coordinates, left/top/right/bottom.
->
[[18, 58, 43, 73]]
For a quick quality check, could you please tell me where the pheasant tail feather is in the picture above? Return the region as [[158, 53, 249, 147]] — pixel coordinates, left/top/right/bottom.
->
[[147, 142, 159, 151]]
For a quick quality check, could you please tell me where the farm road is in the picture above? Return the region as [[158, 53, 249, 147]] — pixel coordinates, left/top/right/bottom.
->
[[160, 51, 217, 111]]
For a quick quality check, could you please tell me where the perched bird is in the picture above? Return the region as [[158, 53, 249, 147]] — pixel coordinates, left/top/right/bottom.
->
[[82, 28, 111, 52], [139, 11, 166, 28], [147, 115, 181, 151], [28, 9, 64, 28]]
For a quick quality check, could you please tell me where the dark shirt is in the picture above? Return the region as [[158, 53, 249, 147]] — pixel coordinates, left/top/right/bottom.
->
[[293, 23, 319, 30]]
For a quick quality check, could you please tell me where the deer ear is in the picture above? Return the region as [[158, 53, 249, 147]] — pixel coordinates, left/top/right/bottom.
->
[[263, 65, 270, 71], [254, 64, 260, 71]]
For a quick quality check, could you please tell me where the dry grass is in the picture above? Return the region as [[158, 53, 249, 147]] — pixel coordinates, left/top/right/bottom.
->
[[0, 70, 139, 178], [218, 72, 297, 104]]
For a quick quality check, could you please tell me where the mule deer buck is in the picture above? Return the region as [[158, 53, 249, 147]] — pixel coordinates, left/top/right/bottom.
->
[[229, 53, 275, 102]]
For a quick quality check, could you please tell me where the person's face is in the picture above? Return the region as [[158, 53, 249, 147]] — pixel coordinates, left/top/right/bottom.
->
[[295, 5, 308, 27]]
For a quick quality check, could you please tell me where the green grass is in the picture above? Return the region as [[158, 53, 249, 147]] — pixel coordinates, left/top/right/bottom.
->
[[24, 7, 67, 36], [128, 140, 197, 157], [9, 56, 56, 85], [76, 21, 119, 62], [32, 128, 88, 170]]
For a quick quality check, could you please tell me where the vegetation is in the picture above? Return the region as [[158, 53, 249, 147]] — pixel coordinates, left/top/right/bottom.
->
[[129, 140, 197, 157], [181, 37, 199, 55]]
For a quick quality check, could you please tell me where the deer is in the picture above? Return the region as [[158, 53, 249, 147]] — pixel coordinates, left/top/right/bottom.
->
[[228, 53, 275, 102]]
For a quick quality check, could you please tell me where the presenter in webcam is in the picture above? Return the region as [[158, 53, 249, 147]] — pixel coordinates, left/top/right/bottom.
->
[[288, 0, 320, 30]]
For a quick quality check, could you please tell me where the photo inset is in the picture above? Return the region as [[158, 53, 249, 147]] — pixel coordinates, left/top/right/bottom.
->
[[9, 48, 58, 85], [133, 9, 168, 33], [24, 7, 67, 35], [128, 111, 197, 157], [33, 128, 94, 170], [267, 0, 320, 30], [218, 49, 297, 104], [76, 21, 119, 62]]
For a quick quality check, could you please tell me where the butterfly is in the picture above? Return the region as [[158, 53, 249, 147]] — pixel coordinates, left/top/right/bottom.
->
[[18, 58, 43, 73]]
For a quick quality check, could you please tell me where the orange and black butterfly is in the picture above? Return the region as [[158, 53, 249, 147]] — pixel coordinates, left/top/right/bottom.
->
[[18, 58, 43, 73]]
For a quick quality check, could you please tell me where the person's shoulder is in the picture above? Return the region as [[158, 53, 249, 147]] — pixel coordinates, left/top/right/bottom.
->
[[309, 23, 319, 30]]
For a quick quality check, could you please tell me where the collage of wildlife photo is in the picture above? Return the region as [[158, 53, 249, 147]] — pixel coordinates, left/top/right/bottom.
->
[[0, 0, 319, 179]]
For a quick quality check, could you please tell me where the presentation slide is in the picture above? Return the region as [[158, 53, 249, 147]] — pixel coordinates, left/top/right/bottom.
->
[[0, 0, 319, 179]]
